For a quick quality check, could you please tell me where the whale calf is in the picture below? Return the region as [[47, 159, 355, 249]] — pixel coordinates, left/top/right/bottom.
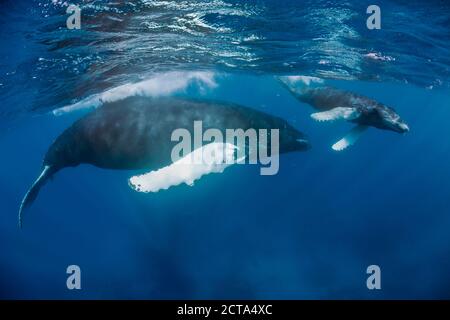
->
[[278, 76, 409, 151], [19, 96, 310, 227]]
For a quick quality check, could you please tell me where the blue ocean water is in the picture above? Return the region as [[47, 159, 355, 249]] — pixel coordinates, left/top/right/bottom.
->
[[0, 0, 450, 299]]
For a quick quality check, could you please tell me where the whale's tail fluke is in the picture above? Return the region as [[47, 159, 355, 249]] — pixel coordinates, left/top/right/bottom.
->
[[19, 165, 55, 228]]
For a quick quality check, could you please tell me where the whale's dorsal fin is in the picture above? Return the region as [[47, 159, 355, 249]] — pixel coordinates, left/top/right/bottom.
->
[[128, 143, 244, 193], [332, 125, 368, 152], [311, 107, 360, 122]]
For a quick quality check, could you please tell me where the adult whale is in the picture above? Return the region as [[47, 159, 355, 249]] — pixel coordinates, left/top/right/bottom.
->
[[278, 76, 409, 151], [19, 96, 310, 227]]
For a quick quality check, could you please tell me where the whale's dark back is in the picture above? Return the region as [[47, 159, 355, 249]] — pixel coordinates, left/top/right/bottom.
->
[[45, 97, 306, 171], [297, 86, 380, 112]]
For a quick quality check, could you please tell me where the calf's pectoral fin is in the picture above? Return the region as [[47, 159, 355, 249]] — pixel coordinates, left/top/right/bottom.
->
[[311, 107, 360, 122], [332, 125, 368, 152]]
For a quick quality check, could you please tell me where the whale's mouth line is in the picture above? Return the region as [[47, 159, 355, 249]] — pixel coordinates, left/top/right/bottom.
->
[[400, 123, 410, 133]]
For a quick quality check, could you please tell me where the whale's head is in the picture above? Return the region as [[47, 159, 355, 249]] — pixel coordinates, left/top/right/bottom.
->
[[376, 105, 409, 133], [360, 104, 409, 134], [277, 121, 311, 153]]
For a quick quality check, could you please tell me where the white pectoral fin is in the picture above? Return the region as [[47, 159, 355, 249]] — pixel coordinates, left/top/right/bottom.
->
[[128, 142, 242, 193], [311, 107, 360, 122], [332, 125, 368, 152]]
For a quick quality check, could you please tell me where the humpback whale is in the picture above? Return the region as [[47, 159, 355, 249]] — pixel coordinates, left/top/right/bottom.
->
[[19, 96, 310, 227], [278, 76, 409, 151]]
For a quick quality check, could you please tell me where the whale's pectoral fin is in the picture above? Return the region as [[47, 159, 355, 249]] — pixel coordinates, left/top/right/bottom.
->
[[332, 125, 368, 152], [311, 107, 360, 122], [128, 143, 243, 193]]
